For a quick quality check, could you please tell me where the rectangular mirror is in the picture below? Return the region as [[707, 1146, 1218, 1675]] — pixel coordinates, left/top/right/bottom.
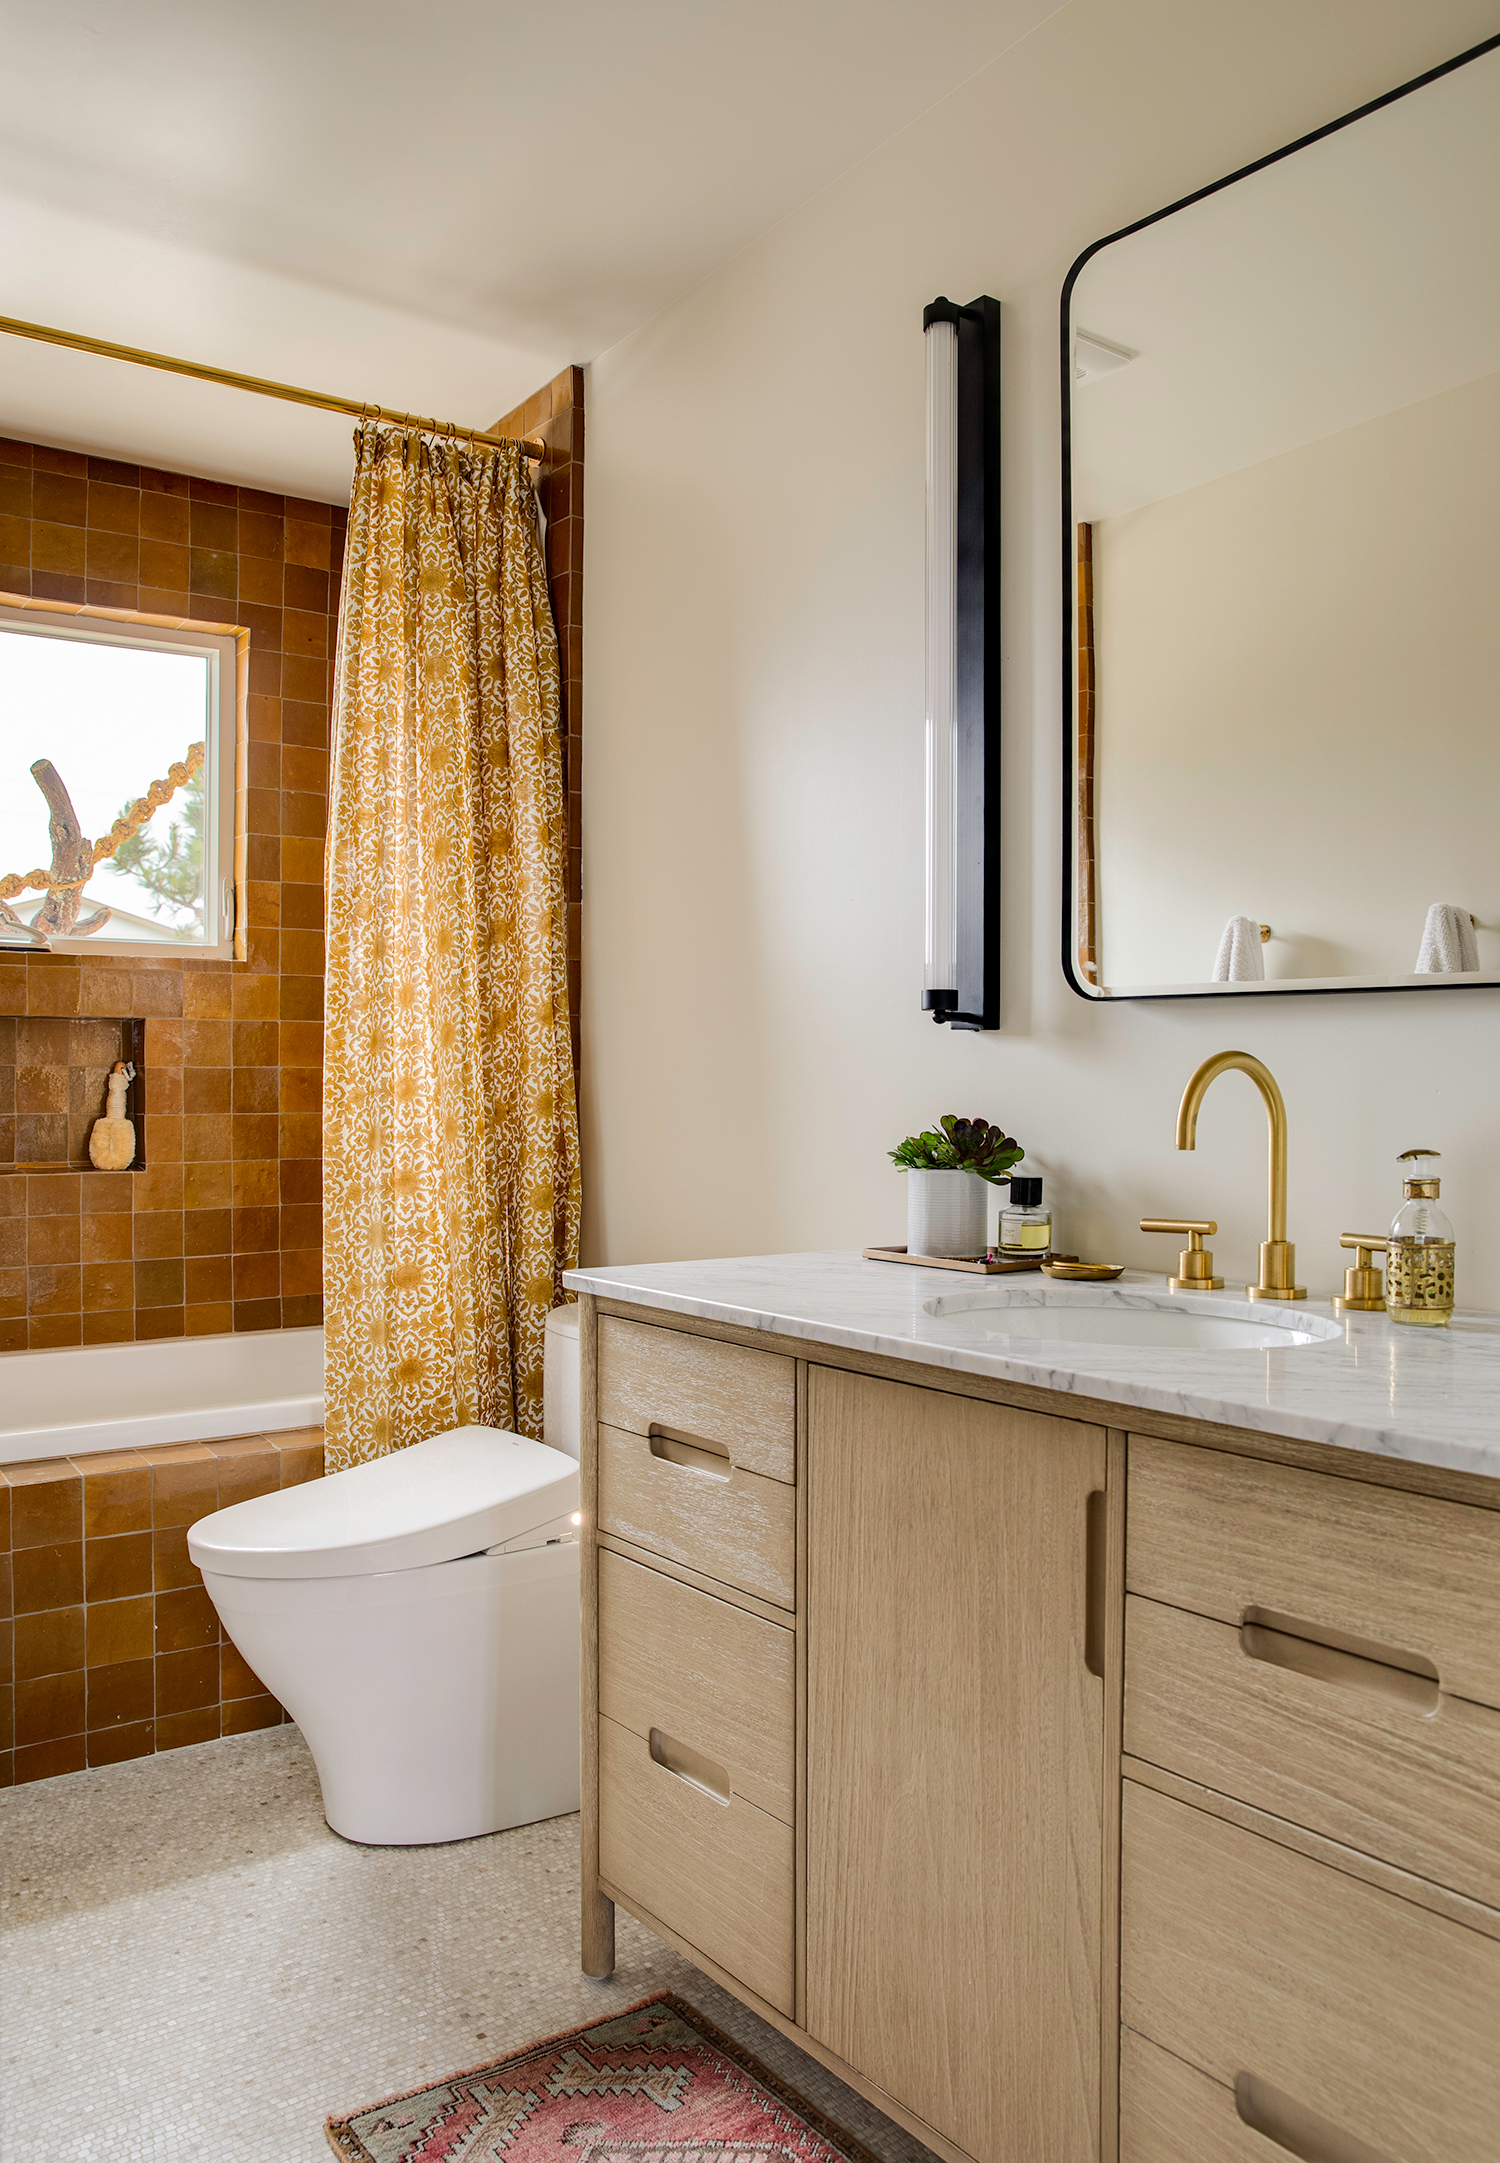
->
[[1063, 35, 1500, 999]]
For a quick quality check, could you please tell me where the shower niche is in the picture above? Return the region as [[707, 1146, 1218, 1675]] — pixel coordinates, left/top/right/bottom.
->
[[1, 1014, 146, 1172]]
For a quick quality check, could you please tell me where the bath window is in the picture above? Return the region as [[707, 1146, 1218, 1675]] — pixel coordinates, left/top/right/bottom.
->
[[0, 604, 238, 957]]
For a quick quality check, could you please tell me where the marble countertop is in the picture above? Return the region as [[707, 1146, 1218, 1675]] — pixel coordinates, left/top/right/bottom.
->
[[563, 1251, 1500, 1484]]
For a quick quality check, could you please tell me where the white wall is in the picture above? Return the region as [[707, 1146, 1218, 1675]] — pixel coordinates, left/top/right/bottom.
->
[[582, 0, 1500, 1304], [1093, 367, 1500, 987]]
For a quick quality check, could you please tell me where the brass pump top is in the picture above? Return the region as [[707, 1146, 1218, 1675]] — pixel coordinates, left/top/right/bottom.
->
[[1398, 1148, 1441, 1200]]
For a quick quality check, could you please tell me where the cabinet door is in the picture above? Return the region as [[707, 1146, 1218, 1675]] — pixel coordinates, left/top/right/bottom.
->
[[806, 1368, 1106, 2163]]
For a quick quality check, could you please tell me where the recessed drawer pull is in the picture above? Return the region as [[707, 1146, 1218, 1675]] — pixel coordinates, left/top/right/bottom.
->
[[649, 1427, 732, 1479], [1235, 2072, 1397, 2163], [1239, 1605, 1440, 1715], [648, 1727, 731, 1805]]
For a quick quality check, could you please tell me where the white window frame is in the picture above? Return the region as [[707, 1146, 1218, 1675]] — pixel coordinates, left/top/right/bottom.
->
[[0, 603, 238, 960]]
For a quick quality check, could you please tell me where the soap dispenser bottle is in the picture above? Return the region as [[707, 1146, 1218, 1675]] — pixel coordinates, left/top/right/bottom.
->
[[1385, 1149, 1455, 1327]]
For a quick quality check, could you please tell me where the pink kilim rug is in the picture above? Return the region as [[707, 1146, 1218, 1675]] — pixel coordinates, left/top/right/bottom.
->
[[325, 1994, 885, 2163]]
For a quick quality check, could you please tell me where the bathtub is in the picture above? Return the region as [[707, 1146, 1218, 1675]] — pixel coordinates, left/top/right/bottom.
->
[[0, 1327, 325, 1466]]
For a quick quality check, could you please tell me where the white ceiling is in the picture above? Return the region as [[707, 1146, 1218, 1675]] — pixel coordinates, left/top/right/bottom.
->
[[1070, 41, 1500, 521], [0, 0, 1066, 501]]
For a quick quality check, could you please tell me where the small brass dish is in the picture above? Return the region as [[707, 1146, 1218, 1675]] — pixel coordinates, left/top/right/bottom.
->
[[1040, 1259, 1125, 1281]]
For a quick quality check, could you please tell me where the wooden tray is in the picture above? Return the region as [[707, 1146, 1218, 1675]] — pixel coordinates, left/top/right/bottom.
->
[[863, 1246, 1078, 1276]]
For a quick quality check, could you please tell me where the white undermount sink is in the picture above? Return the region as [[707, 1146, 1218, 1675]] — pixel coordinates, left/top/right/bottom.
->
[[923, 1284, 1342, 1351]]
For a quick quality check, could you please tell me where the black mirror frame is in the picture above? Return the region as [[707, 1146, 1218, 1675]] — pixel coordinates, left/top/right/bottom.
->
[[1059, 30, 1500, 1004]]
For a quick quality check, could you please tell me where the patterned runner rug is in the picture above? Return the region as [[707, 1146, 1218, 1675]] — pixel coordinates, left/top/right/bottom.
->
[[325, 1994, 886, 2163]]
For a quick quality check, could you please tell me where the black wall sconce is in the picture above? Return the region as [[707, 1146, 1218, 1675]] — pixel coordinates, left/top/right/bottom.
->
[[921, 294, 1001, 1031]]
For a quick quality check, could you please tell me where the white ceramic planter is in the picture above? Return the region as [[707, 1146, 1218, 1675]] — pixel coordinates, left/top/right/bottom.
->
[[906, 1168, 988, 1258]]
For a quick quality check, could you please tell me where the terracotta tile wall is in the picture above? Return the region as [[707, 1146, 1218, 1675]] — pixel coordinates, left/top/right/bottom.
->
[[0, 1428, 324, 1785], [492, 367, 583, 1067], [0, 437, 346, 1347]]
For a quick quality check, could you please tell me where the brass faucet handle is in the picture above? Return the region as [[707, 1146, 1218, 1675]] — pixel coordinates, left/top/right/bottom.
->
[[1335, 1234, 1388, 1314], [1140, 1217, 1224, 1292]]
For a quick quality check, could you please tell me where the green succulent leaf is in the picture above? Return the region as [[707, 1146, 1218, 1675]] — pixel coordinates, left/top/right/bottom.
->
[[889, 1115, 1024, 1184]]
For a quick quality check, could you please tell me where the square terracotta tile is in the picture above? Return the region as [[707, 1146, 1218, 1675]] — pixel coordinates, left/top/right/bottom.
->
[[15, 1734, 86, 1782], [87, 1656, 154, 1728], [149, 1450, 217, 1527], [85, 1594, 154, 1668], [15, 1604, 84, 1679], [135, 1163, 186, 1214], [81, 1308, 135, 1345], [219, 1638, 268, 1699], [13, 1542, 83, 1614], [222, 1693, 281, 1735], [211, 1441, 279, 1507], [132, 1211, 185, 1259], [15, 1668, 85, 1747], [81, 1213, 133, 1263], [184, 1160, 232, 1210], [134, 1306, 185, 1342], [27, 1214, 79, 1264], [134, 1258, 184, 1308], [186, 1301, 234, 1335], [87, 1719, 154, 1766], [156, 1704, 219, 1751], [155, 1642, 219, 1714], [233, 1298, 282, 1333], [84, 1531, 153, 1603], [185, 1253, 232, 1305], [9, 1463, 82, 1547], [82, 1458, 151, 1536], [151, 1526, 198, 1591], [81, 1258, 135, 1312], [154, 1583, 219, 1653]]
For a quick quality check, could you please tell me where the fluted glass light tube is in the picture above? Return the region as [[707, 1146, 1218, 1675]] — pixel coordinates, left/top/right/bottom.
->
[[924, 316, 959, 1000]]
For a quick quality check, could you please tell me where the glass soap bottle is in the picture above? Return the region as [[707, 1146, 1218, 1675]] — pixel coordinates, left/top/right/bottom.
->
[[1385, 1149, 1455, 1327], [999, 1176, 1052, 1258]]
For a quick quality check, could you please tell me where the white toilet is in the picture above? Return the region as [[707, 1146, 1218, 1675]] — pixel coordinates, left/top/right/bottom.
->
[[187, 1306, 584, 1847]]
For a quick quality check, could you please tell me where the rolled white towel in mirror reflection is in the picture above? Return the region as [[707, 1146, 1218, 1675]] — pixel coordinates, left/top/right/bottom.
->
[[1212, 917, 1266, 981], [1415, 903, 1479, 973]]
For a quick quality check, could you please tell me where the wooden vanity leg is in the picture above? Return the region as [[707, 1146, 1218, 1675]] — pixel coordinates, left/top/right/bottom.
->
[[579, 1294, 616, 1979]]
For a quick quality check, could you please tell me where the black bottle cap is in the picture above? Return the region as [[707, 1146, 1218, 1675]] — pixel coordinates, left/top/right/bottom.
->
[[1009, 1176, 1043, 1206]]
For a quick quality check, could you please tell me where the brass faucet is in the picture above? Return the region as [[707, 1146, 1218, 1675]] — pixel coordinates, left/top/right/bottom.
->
[[1175, 1051, 1305, 1301]]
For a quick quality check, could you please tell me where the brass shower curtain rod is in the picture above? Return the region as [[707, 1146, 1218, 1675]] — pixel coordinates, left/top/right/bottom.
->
[[0, 313, 549, 461]]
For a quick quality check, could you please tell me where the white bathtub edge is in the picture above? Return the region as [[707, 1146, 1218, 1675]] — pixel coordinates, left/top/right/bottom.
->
[[1, 1395, 325, 1467]]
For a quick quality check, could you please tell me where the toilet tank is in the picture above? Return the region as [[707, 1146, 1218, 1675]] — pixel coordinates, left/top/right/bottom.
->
[[543, 1305, 581, 1459]]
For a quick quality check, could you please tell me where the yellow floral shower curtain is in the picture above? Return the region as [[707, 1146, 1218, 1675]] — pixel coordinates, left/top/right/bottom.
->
[[322, 424, 579, 1471]]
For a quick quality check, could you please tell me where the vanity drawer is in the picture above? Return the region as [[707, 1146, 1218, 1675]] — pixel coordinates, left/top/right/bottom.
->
[[598, 1548, 795, 1824], [1120, 2029, 1275, 2163], [598, 1713, 794, 2014], [1125, 1592, 1500, 1907], [1122, 1781, 1500, 2163], [1128, 1435, 1500, 1710], [598, 1317, 796, 1485], [598, 1424, 796, 1609]]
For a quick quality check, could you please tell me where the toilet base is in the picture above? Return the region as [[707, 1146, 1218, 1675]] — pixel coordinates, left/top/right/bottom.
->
[[202, 1542, 580, 1846]]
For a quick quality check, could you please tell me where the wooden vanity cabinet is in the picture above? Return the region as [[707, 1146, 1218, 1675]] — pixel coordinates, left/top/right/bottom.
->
[[582, 1292, 1500, 2163], [583, 1299, 1118, 2163]]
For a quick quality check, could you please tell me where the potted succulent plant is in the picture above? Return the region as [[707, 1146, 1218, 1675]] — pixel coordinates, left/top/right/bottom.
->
[[889, 1115, 1024, 1258]]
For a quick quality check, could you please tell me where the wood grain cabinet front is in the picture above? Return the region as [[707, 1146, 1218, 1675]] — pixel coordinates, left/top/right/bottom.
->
[[597, 1715, 795, 2015], [1127, 1435, 1500, 1709], [597, 1425, 796, 1608], [598, 1546, 795, 1824], [806, 1367, 1107, 2163], [1125, 1590, 1500, 1909], [1122, 1781, 1500, 2163], [598, 1316, 797, 1482]]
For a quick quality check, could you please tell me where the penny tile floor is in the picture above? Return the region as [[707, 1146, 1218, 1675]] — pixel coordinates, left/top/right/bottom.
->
[[1, 1727, 933, 2163]]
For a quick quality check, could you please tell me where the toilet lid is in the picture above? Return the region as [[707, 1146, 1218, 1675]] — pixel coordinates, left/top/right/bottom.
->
[[186, 1426, 580, 1580]]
